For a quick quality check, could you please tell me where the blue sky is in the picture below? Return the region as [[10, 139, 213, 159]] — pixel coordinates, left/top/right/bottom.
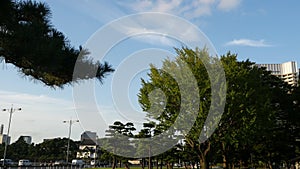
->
[[0, 0, 300, 143]]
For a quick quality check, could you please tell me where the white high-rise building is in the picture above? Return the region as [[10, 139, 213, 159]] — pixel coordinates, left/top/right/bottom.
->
[[256, 61, 298, 86]]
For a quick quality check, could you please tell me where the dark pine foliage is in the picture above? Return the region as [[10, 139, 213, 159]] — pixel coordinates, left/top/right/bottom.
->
[[0, 0, 114, 87]]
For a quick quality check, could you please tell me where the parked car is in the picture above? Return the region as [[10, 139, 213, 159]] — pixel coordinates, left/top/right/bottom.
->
[[0, 159, 13, 166], [18, 159, 32, 166], [71, 159, 85, 167], [54, 160, 68, 166]]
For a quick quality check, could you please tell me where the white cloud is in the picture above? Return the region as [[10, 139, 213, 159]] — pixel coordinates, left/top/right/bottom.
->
[[225, 39, 273, 47], [183, 4, 212, 19], [120, 0, 182, 13], [98, 14, 209, 47], [133, 34, 179, 47], [152, 0, 182, 13], [217, 0, 241, 11], [0, 91, 83, 143], [118, 0, 240, 19]]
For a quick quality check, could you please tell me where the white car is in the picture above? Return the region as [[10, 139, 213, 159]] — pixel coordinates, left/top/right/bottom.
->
[[18, 159, 31, 166]]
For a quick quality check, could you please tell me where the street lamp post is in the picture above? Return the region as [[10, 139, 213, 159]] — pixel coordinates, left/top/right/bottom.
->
[[63, 119, 79, 165], [2, 105, 21, 167], [93, 142, 98, 168]]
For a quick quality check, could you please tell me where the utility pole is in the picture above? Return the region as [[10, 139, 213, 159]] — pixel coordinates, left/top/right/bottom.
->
[[63, 119, 79, 165], [2, 105, 21, 168]]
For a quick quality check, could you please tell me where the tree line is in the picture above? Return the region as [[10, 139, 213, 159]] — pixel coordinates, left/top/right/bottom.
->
[[0, 137, 79, 163]]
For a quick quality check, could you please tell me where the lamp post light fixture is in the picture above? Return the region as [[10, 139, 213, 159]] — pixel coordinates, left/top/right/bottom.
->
[[63, 119, 79, 165], [2, 105, 21, 167]]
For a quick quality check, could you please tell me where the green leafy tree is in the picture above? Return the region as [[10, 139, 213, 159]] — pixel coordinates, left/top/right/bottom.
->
[[211, 54, 266, 168], [229, 65, 296, 169], [139, 47, 223, 169], [292, 84, 300, 157], [0, 0, 113, 87], [205, 53, 296, 169]]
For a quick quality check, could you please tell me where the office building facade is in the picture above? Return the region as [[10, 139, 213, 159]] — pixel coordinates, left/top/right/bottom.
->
[[256, 61, 298, 86]]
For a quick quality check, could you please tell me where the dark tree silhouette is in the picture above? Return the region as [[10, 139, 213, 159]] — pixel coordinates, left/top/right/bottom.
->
[[0, 0, 114, 87]]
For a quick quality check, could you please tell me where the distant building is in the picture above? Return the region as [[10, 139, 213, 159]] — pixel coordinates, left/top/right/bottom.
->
[[0, 124, 4, 135], [0, 134, 11, 145], [76, 131, 98, 159], [256, 61, 299, 86], [81, 131, 97, 142], [76, 139, 98, 159], [0, 124, 10, 145], [20, 136, 32, 144]]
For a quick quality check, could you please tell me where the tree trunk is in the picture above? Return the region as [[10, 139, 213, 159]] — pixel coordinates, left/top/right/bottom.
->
[[239, 160, 242, 169], [124, 162, 130, 169], [160, 156, 163, 169], [149, 157, 152, 169], [267, 160, 273, 169], [221, 142, 228, 169], [198, 141, 211, 169], [167, 162, 172, 169], [149, 145, 152, 169], [112, 156, 117, 169], [141, 158, 145, 169], [264, 162, 267, 169], [192, 162, 195, 169], [200, 158, 206, 169], [222, 154, 227, 169], [244, 159, 249, 169], [184, 162, 188, 169]]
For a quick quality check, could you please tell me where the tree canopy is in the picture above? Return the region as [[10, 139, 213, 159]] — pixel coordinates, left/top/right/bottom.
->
[[0, 0, 114, 87], [137, 47, 300, 169]]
